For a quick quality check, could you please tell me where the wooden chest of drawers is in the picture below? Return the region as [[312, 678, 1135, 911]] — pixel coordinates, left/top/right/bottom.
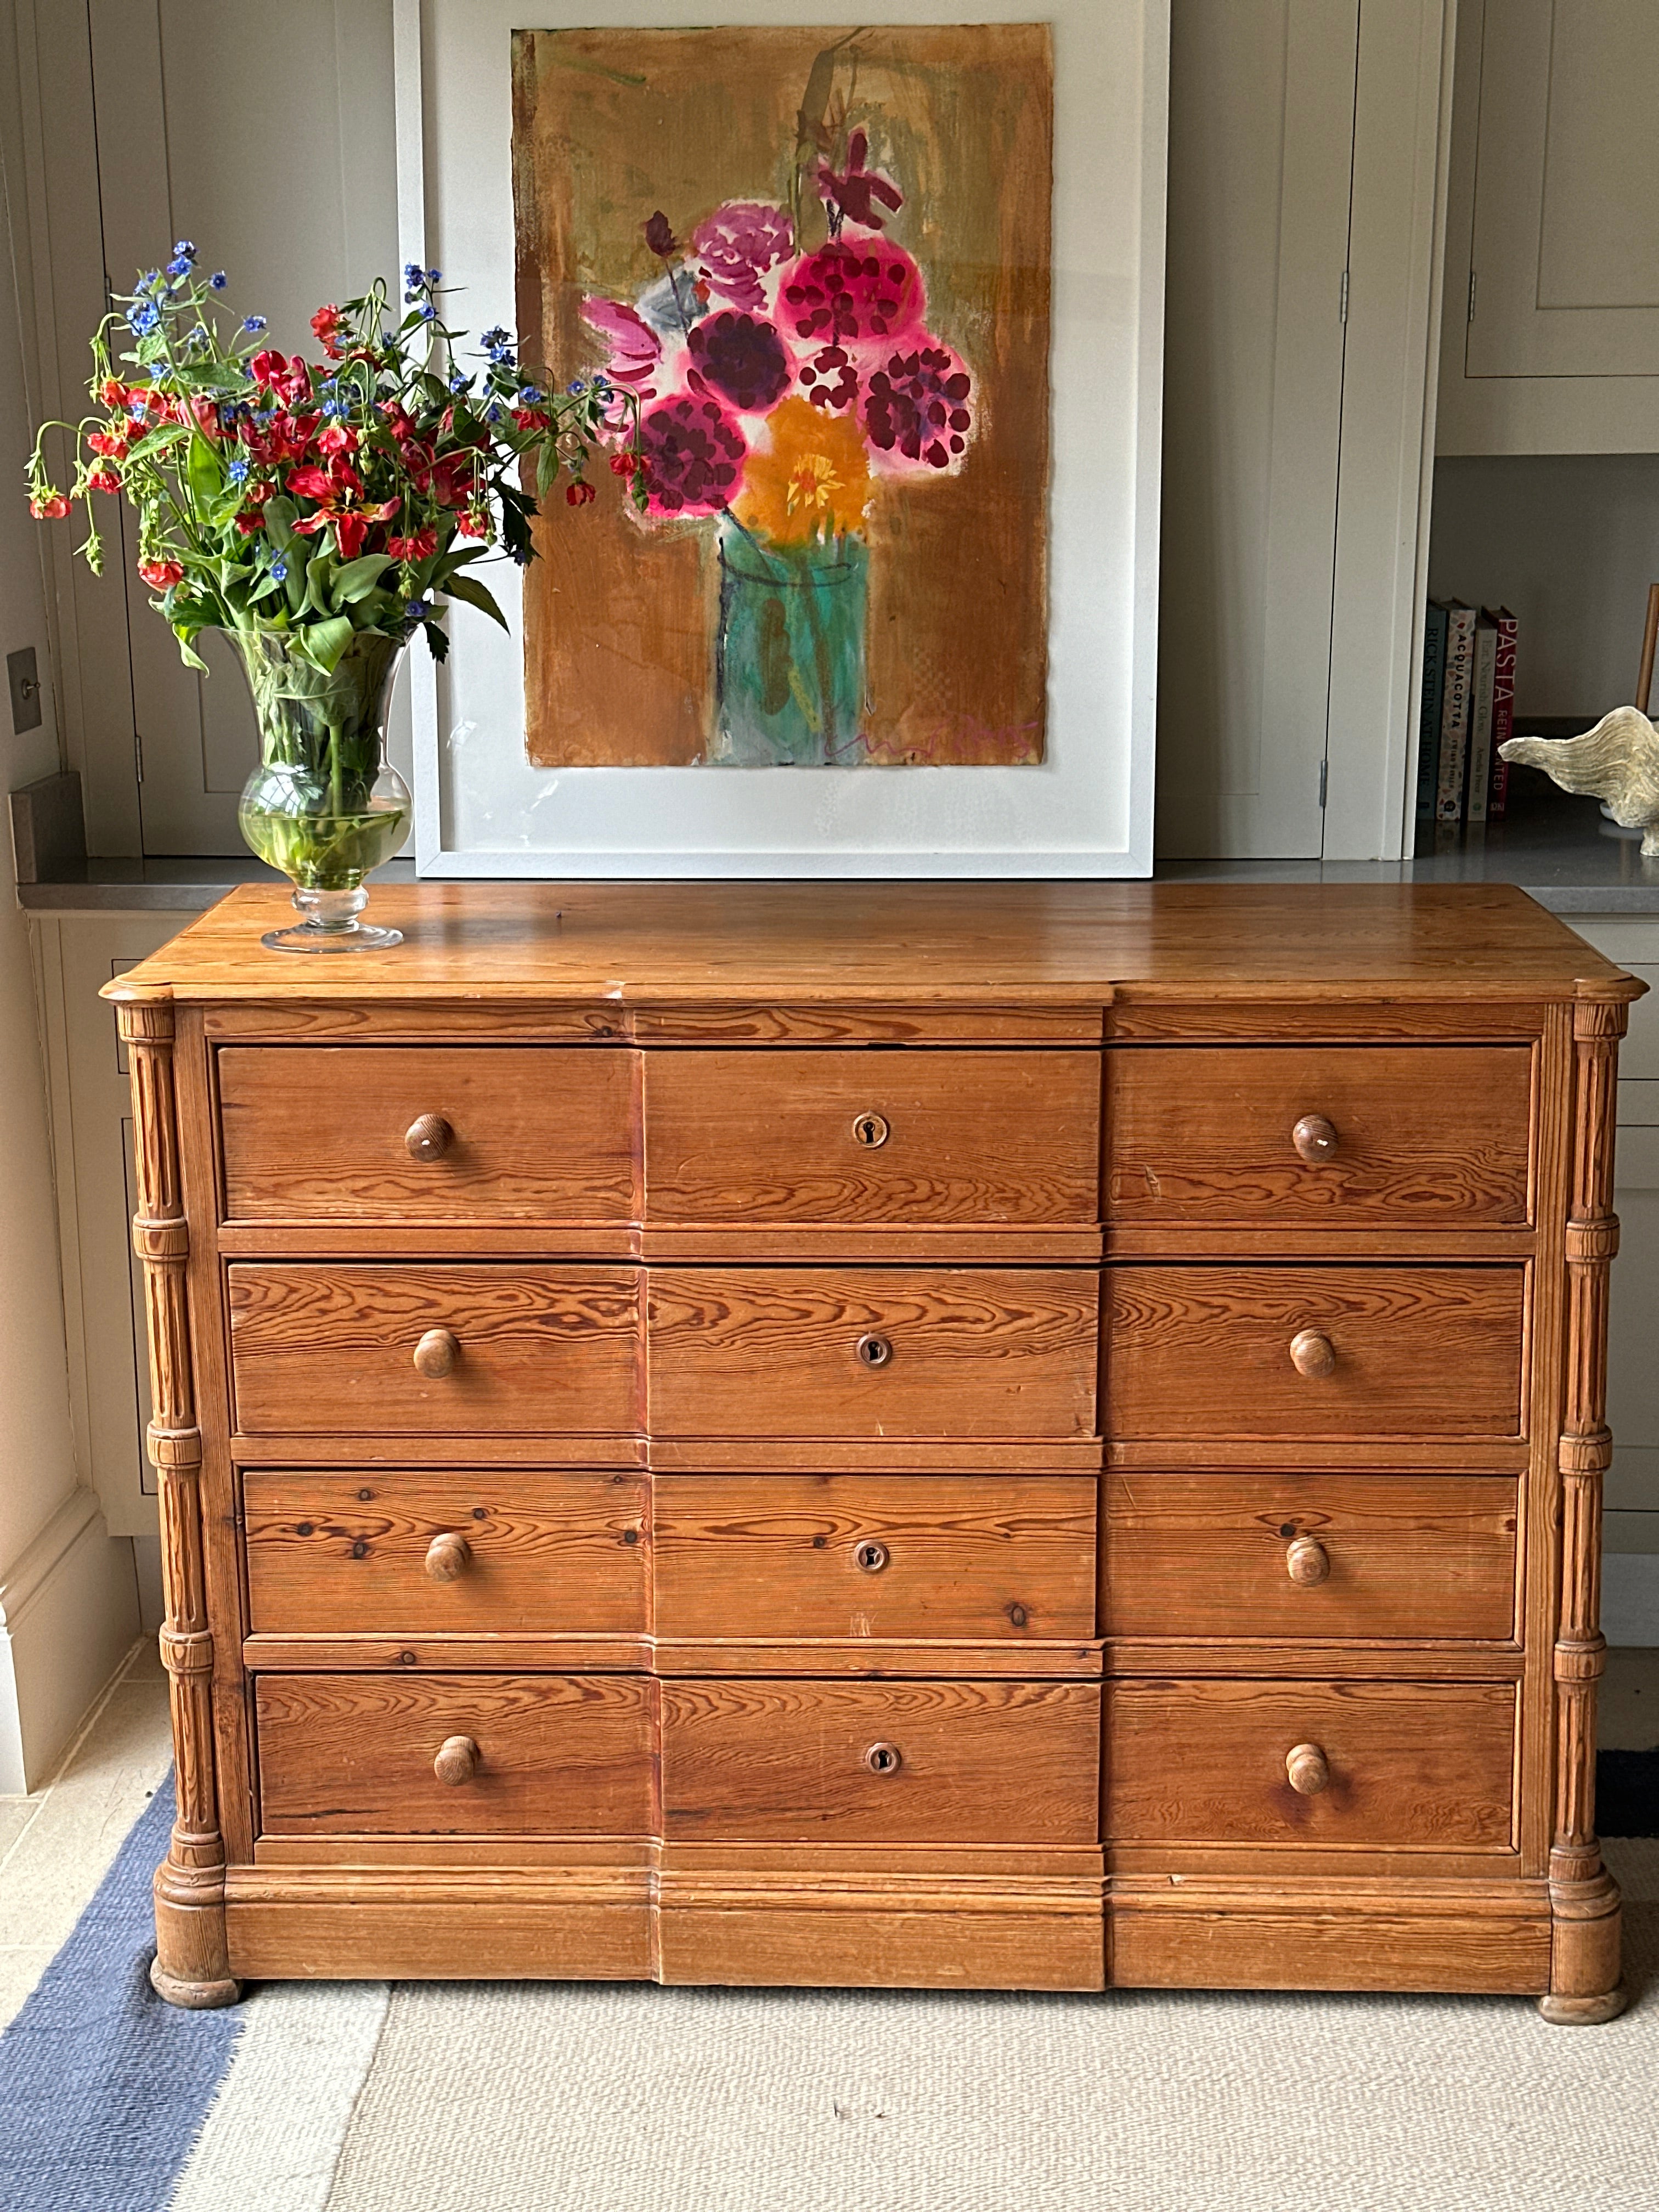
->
[[107, 881, 1639, 2020]]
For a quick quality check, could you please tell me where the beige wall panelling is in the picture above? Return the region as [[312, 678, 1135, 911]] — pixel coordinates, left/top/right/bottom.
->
[[32, 913, 198, 1541], [1438, 0, 1659, 454]]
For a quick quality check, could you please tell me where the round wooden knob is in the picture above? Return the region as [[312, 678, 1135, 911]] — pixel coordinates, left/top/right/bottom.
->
[[1285, 1742, 1330, 1795], [1285, 1535, 1330, 1585], [425, 1531, 471, 1582], [1291, 1113, 1339, 1164], [864, 1741, 902, 1775], [851, 1111, 890, 1149], [856, 1334, 893, 1369], [433, 1734, 478, 1786], [1289, 1328, 1336, 1379], [405, 1113, 453, 1163], [413, 1328, 459, 1379]]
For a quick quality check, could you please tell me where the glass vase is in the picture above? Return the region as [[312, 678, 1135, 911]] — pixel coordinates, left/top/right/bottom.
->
[[229, 628, 411, 953], [714, 519, 868, 765]]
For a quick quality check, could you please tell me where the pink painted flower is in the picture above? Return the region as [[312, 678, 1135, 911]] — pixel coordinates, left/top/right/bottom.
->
[[637, 394, 746, 516], [687, 311, 791, 414], [581, 296, 662, 394], [797, 343, 860, 414], [780, 242, 925, 353], [692, 202, 794, 312], [863, 340, 973, 471]]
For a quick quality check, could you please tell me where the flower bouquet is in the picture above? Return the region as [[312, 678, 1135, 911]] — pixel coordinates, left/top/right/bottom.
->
[[28, 246, 635, 949]]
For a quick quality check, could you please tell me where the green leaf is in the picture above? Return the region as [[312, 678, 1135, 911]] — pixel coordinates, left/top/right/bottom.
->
[[300, 614, 354, 673], [303, 549, 333, 617], [263, 495, 296, 551], [442, 572, 509, 631], [421, 618, 449, 663], [185, 433, 221, 510], [536, 439, 560, 500], [171, 623, 210, 674], [330, 552, 396, 605]]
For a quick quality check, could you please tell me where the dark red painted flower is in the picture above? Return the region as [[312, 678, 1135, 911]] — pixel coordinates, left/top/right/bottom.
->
[[862, 341, 973, 471], [798, 343, 860, 413], [636, 394, 746, 516], [686, 311, 791, 414], [780, 243, 924, 353], [816, 132, 904, 234]]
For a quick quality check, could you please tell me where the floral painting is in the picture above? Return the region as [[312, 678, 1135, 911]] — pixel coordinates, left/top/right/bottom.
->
[[511, 24, 1052, 766]]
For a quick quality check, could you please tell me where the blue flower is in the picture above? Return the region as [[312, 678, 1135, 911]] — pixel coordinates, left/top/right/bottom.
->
[[173, 239, 196, 260], [227, 458, 248, 482], [518, 383, 541, 404], [509, 544, 531, 566], [426, 268, 441, 285], [210, 271, 227, 290], [242, 315, 267, 334], [449, 373, 471, 393], [270, 558, 287, 582], [128, 399, 147, 421], [127, 302, 160, 336], [167, 256, 191, 279], [403, 262, 424, 287], [567, 379, 585, 396], [404, 291, 420, 305], [486, 402, 503, 424], [138, 269, 161, 292], [479, 326, 511, 351], [405, 597, 431, 621], [592, 374, 610, 393], [417, 303, 436, 322]]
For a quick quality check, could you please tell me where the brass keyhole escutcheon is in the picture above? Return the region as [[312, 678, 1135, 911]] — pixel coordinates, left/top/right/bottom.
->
[[855, 1541, 890, 1574], [864, 1741, 902, 1775], [851, 1111, 890, 1149], [856, 1334, 893, 1369], [405, 1113, 453, 1163]]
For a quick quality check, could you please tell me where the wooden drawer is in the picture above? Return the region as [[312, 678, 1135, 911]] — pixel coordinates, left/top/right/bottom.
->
[[1107, 1680, 1517, 1848], [254, 1673, 652, 1836], [647, 1268, 1097, 1440], [1106, 1046, 1532, 1228], [218, 1046, 635, 1223], [660, 1679, 1099, 1843], [1106, 1266, 1525, 1440], [243, 1471, 648, 1635], [654, 1475, 1097, 1642], [642, 1049, 1100, 1223], [1103, 1473, 1519, 1642], [228, 1265, 641, 1436]]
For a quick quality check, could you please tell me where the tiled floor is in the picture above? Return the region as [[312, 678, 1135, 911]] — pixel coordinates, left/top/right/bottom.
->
[[0, 1642, 1654, 2034]]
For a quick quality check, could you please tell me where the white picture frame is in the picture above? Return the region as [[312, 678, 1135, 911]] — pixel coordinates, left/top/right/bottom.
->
[[396, 0, 1167, 877]]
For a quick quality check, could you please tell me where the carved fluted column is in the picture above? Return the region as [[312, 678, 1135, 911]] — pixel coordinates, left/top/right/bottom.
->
[[1541, 995, 1628, 2024], [119, 996, 241, 2008]]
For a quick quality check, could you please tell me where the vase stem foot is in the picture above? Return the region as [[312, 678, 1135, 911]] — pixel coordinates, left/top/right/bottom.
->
[[261, 885, 402, 955]]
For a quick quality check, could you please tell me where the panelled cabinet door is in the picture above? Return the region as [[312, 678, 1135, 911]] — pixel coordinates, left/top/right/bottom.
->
[[1467, 0, 1659, 381]]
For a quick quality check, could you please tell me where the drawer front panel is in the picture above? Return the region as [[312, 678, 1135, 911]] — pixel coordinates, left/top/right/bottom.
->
[[647, 1268, 1098, 1439], [254, 1673, 652, 1836], [644, 1049, 1100, 1224], [654, 1475, 1097, 1642], [1106, 1046, 1533, 1228], [660, 1678, 1099, 1843], [1107, 1266, 1525, 1439], [244, 1471, 648, 1634], [1103, 1473, 1519, 1642], [1107, 1679, 1516, 1848], [228, 1265, 641, 1436], [219, 1046, 635, 1223]]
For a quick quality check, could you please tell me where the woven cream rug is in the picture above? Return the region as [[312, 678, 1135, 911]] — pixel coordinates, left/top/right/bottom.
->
[[179, 1839, 1659, 2212]]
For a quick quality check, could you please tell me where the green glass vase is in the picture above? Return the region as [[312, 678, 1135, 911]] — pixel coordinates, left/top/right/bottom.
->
[[230, 628, 411, 953], [714, 520, 868, 765]]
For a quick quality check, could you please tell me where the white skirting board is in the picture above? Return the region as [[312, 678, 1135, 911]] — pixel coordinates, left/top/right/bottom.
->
[[1605, 1553, 1659, 1650], [0, 1487, 140, 1793]]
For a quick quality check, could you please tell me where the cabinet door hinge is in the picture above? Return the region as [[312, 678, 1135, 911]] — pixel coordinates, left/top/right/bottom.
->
[[1318, 759, 1329, 810], [1468, 268, 1477, 323], [1339, 268, 1349, 325]]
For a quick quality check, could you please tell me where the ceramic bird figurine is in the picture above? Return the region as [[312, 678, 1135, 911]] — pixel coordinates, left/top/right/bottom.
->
[[1500, 706, 1659, 855]]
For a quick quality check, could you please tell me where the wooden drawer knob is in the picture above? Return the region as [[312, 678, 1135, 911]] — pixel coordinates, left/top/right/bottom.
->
[[1291, 1113, 1339, 1164], [1285, 1535, 1330, 1585], [413, 1328, 460, 1379], [856, 1334, 893, 1369], [1289, 1328, 1336, 1379], [433, 1735, 478, 1786], [851, 1111, 890, 1148], [405, 1113, 453, 1162], [425, 1531, 471, 1582], [1285, 1742, 1329, 1795], [864, 1741, 903, 1775]]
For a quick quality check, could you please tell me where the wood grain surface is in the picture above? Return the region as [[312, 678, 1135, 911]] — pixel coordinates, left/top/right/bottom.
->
[[642, 1051, 1099, 1224], [254, 1672, 653, 1836], [647, 1268, 1097, 1438], [653, 1475, 1096, 1641], [1102, 1472, 1519, 1642], [243, 1470, 647, 1634], [1105, 1265, 1526, 1438], [228, 1265, 642, 1436], [1106, 1679, 1518, 1849], [219, 1046, 635, 1222], [660, 1678, 1099, 1843], [1107, 1046, 1533, 1226]]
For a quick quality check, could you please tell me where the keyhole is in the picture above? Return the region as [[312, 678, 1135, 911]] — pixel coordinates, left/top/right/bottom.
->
[[851, 1112, 890, 1149], [864, 1741, 902, 1775], [856, 1334, 893, 1369], [855, 1541, 889, 1574]]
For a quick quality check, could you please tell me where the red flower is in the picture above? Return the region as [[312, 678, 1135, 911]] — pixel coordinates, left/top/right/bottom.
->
[[430, 452, 480, 509], [88, 429, 131, 460], [99, 377, 132, 408], [565, 478, 596, 506], [608, 451, 639, 477], [317, 422, 358, 456], [249, 349, 311, 407], [29, 492, 71, 520], [245, 412, 314, 469], [138, 557, 183, 588], [457, 509, 490, 538], [310, 304, 347, 360], [87, 467, 121, 495], [233, 509, 267, 535], [387, 527, 438, 562], [511, 406, 549, 431]]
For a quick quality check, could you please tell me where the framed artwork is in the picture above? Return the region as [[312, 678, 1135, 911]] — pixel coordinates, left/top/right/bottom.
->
[[397, 0, 1166, 875]]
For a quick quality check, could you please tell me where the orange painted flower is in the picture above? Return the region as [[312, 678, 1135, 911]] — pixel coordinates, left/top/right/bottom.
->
[[732, 396, 869, 546]]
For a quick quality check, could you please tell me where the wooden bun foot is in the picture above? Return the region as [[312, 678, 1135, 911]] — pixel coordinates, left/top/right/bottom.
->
[[149, 1954, 243, 2010], [1537, 1987, 1628, 2025]]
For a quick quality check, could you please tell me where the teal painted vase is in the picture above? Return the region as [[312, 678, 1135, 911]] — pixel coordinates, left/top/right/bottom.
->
[[714, 519, 868, 765]]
